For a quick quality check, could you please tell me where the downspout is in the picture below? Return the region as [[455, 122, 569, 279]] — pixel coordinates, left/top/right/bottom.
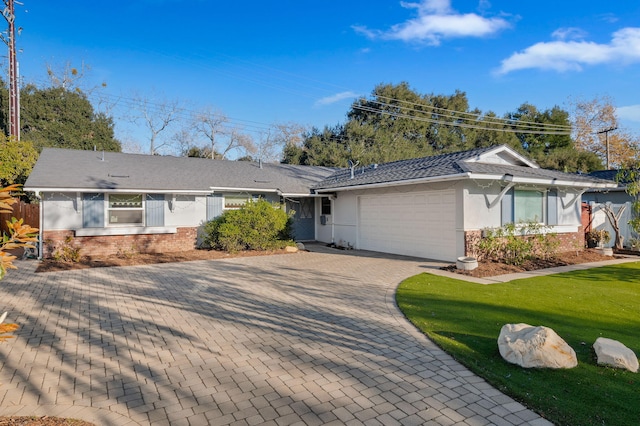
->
[[37, 191, 43, 260], [330, 196, 335, 244]]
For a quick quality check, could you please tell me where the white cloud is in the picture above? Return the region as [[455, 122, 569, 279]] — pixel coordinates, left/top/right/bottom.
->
[[551, 27, 587, 41], [353, 0, 511, 45], [315, 91, 359, 106], [617, 104, 640, 122], [497, 27, 640, 74]]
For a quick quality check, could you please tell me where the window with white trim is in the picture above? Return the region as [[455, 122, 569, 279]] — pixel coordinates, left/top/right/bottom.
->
[[321, 197, 331, 215], [514, 190, 545, 223], [223, 194, 260, 209], [108, 194, 144, 225]]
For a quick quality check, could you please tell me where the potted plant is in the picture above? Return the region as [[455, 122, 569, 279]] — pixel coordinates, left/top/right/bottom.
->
[[586, 229, 611, 248]]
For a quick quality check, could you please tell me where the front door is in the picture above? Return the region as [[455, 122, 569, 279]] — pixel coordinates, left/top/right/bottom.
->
[[287, 198, 315, 241]]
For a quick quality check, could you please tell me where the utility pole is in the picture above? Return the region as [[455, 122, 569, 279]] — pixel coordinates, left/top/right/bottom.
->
[[1, 0, 19, 140], [596, 127, 617, 170]]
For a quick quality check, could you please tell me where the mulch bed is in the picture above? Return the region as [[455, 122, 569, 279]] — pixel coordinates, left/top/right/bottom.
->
[[0, 417, 95, 425], [442, 249, 630, 278], [35, 248, 294, 273]]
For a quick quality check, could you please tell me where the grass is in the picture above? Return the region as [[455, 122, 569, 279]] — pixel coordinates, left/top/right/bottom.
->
[[396, 262, 640, 426]]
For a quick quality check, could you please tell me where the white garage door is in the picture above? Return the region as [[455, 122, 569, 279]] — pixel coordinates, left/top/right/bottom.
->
[[358, 190, 457, 261]]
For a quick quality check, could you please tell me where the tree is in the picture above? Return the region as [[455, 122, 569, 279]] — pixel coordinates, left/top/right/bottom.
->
[[506, 102, 602, 172], [0, 137, 38, 186], [192, 107, 227, 159], [570, 95, 637, 169], [282, 125, 349, 166], [619, 167, 640, 238], [19, 85, 121, 152], [255, 123, 306, 163], [132, 92, 184, 155], [0, 185, 38, 279], [285, 82, 594, 170], [601, 203, 628, 249], [191, 108, 255, 160], [460, 110, 519, 150]]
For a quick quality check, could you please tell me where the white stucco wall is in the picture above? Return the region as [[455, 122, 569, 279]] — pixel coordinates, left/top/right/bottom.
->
[[41, 192, 212, 231], [557, 189, 582, 226], [330, 192, 359, 247], [462, 182, 503, 230], [315, 197, 333, 243], [165, 195, 207, 227], [42, 192, 84, 230], [463, 181, 583, 231]]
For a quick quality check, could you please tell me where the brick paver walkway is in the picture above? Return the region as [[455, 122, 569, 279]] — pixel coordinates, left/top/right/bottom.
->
[[0, 246, 552, 425]]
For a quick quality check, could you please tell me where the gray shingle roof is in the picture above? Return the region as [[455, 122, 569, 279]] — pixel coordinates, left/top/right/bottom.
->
[[587, 169, 638, 187], [313, 146, 497, 190], [24, 148, 337, 195], [313, 145, 616, 190]]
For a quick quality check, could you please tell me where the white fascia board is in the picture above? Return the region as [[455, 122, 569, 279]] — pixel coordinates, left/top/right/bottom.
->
[[24, 187, 212, 194], [467, 173, 619, 189], [466, 145, 539, 168], [280, 193, 319, 197], [209, 186, 280, 193], [314, 173, 470, 193]]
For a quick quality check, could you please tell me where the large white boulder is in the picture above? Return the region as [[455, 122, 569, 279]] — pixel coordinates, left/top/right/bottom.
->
[[498, 323, 578, 369], [593, 337, 639, 373]]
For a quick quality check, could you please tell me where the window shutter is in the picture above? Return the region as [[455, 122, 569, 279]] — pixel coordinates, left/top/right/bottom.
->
[[146, 194, 165, 227], [501, 188, 514, 225], [82, 193, 104, 228], [547, 189, 558, 226], [206, 194, 223, 221]]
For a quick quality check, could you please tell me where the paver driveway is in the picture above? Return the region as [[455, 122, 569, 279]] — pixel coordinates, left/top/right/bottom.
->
[[0, 246, 550, 425]]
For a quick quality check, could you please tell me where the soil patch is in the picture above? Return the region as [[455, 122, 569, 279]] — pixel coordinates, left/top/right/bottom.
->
[[36, 248, 294, 273], [442, 249, 626, 278]]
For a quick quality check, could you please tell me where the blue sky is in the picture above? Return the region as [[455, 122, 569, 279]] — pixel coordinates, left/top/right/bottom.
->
[[11, 0, 640, 154]]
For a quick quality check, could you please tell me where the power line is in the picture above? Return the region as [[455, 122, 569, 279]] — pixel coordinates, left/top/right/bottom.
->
[[368, 96, 572, 131], [352, 104, 571, 135]]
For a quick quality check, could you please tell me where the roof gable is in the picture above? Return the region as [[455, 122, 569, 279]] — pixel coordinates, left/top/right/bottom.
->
[[462, 145, 538, 168]]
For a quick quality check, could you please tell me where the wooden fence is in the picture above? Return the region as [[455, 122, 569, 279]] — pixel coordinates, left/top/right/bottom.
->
[[0, 200, 40, 236]]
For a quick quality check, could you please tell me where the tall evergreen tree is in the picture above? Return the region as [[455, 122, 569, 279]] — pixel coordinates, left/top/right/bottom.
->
[[18, 84, 121, 152]]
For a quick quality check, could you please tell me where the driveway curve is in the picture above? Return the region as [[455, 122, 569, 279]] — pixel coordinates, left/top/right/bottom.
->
[[0, 246, 551, 425]]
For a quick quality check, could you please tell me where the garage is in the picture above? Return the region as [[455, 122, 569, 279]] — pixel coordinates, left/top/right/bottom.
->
[[357, 190, 457, 261]]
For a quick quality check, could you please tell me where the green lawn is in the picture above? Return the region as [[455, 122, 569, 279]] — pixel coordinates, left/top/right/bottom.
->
[[396, 262, 640, 426]]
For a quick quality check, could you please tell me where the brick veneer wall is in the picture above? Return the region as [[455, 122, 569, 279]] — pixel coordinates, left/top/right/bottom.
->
[[463, 226, 585, 258], [43, 227, 199, 258]]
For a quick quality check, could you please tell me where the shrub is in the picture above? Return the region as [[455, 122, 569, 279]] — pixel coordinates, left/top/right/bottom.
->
[[202, 199, 293, 252], [51, 236, 82, 262], [476, 221, 560, 265]]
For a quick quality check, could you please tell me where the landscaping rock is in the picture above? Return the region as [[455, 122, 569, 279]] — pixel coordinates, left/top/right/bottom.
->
[[296, 242, 306, 251], [498, 323, 578, 369], [593, 337, 639, 373], [285, 245, 298, 253]]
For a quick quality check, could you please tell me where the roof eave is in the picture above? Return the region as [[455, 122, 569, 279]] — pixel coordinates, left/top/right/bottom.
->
[[467, 173, 619, 188], [210, 186, 281, 194], [24, 187, 214, 194]]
